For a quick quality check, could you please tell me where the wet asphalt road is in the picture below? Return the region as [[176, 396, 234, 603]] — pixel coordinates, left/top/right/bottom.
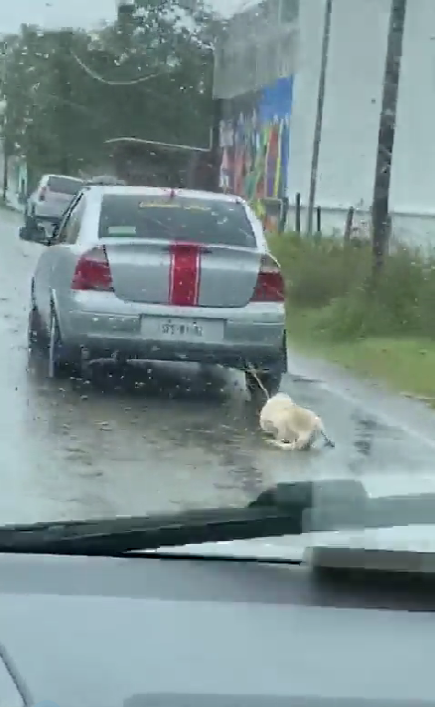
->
[[2, 207, 435, 526]]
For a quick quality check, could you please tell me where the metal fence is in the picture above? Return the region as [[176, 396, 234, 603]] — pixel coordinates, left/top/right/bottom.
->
[[213, 0, 299, 99]]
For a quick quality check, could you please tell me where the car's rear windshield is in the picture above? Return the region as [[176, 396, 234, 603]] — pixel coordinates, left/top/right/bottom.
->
[[98, 194, 257, 248], [47, 176, 84, 195]]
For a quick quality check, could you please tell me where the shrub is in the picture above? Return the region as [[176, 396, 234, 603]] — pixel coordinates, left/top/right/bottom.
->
[[268, 231, 371, 307], [267, 231, 435, 341]]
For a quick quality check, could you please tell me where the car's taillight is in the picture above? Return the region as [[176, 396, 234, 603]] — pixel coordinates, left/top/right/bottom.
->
[[71, 247, 113, 291], [38, 186, 47, 201], [251, 254, 285, 302]]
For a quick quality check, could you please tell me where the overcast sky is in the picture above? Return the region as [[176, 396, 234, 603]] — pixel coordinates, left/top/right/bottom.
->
[[0, 0, 259, 34]]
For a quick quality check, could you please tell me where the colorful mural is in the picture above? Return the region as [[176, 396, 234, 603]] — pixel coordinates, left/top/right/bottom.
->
[[219, 76, 293, 213]]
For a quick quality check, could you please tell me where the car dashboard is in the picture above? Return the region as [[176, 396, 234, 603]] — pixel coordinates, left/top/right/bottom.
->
[[0, 551, 433, 707]]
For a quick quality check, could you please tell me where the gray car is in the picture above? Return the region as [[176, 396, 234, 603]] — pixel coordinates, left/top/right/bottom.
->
[[25, 173, 85, 225], [21, 185, 287, 394]]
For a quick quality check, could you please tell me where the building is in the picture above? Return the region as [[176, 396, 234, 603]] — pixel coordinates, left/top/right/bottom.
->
[[213, 0, 297, 228], [214, 0, 435, 246]]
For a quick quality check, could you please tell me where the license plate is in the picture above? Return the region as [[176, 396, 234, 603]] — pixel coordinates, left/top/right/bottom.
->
[[160, 320, 204, 339], [141, 317, 223, 342]]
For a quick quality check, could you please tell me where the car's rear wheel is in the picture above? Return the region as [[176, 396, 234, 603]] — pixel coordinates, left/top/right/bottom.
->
[[47, 312, 64, 379], [27, 301, 43, 357], [26, 302, 59, 376], [44, 309, 79, 380], [25, 203, 35, 222]]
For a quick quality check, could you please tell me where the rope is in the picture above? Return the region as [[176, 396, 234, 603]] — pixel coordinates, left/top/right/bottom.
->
[[246, 362, 270, 399]]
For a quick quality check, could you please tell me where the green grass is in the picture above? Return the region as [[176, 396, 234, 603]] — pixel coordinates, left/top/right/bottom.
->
[[263, 230, 435, 404], [286, 307, 435, 405]]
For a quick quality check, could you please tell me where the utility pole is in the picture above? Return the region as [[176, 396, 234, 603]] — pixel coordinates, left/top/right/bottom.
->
[[117, 0, 136, 57], [371, 0, 407, 279], [116, 0, 135, 36], [52, 30, 74, 175], [116, 0, 135, 14], [2, 125, 8, 202], [1, 41, 8, 201], [306, 0, 333, 236]]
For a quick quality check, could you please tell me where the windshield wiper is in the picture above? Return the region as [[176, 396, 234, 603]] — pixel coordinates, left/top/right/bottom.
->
[[0, 480, 435, 556]]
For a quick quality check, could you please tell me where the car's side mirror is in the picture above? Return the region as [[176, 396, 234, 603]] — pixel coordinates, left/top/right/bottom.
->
[[18, 224, 50, 245]]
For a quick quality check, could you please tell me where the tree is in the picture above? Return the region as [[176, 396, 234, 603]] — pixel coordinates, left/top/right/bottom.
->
[[0, 0, 218, 185], [103, 0, 215, 146], [1, 25, 111, 184]]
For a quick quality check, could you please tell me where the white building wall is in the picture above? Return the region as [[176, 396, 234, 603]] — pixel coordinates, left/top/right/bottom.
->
[[215, 0, 435, 245], [285, 0, 325, 210], [315, 0, 390, 210], [286, 0, 435, 246], [389, 0, 435, 216], [287, 0, 390, 235]]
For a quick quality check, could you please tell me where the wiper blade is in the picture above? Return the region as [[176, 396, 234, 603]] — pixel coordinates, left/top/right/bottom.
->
[[0, 499, 303, 556], [0, 480, 435, 557]]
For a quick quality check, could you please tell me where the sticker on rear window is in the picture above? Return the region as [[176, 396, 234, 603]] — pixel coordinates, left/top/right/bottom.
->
[[107, 226, 137, 235], [138, 202, 210, 211]]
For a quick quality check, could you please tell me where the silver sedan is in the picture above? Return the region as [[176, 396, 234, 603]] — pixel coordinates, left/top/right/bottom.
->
[[20, 186, 287, 395], [25, 174, 85, 224]]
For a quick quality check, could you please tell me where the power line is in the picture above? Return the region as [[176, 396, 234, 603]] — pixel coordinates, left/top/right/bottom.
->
[[69, 49, 163, 86]]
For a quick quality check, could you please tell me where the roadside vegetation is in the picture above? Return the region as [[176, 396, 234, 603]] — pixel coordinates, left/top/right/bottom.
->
[[268, 231, 435, 405]]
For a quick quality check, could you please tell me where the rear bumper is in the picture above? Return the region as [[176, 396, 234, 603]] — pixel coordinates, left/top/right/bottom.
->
[[76, 340, 285, 370], [57, 293, 287, 370]]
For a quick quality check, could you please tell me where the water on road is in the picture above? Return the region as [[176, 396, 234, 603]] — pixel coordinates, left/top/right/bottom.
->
[[2, 207, 435, 528]]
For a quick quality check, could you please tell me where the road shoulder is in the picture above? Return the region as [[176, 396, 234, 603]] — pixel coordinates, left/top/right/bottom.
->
[[286, 345, 435, 450]]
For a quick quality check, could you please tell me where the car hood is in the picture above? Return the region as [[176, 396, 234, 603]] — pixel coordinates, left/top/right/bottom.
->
[[152, 524, 435, 561], [1, 475, 435, 706], [153, 474, 435, 561]]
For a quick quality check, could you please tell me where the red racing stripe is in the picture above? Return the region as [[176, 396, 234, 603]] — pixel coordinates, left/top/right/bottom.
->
[[168, 242, 201, 306]]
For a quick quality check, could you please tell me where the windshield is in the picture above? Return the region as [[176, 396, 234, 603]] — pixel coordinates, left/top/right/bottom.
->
[[0, 0, 433, 565], [47, 175, 84, 195], [98, 194, 256, 246]]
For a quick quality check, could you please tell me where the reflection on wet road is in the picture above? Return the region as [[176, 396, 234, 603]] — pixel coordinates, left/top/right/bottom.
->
[[2, 208, 435, 525]]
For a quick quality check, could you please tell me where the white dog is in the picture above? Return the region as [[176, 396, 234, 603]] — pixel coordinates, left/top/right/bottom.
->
[[259, 392, 335, 451]]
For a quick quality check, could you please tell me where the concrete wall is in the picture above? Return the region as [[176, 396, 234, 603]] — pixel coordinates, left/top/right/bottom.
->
[[389, 0, 435, 222], [287, 0, 435, 246], [286, 0, 389, 236], [218, 76, 293, 206], [288, 0, 389, 208], [218, 0, 435, 247]]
